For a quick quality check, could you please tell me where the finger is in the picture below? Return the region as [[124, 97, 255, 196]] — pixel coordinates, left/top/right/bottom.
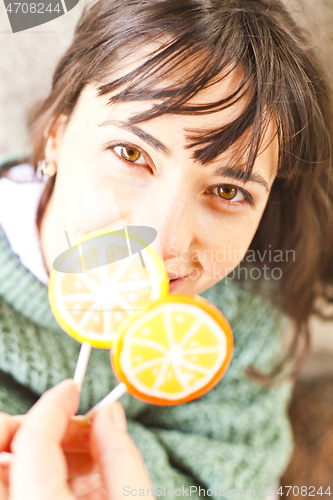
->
[[69, 472, 105, 498], [0, 460, 9, 499], [11, 415, 24, 424], [0, 415, 23, 495], [66, 452, 95, 479], [76, 489, 106, 500], [91, 404, 153, 500], [62, 416, 91, 453], [0, 413, 21, 452], [0, 476, 8, 500], [10, 379, 79, 500], [12, 380, 79, 448], [78, 489, 107, 500]]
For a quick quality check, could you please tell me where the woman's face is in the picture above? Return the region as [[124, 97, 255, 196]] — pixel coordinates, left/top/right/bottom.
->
[[40, 67, 278, 296]]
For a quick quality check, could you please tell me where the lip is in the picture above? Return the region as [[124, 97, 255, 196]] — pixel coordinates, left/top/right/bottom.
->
[[168, 275, 188, 293], [167, 273, 188, 280]]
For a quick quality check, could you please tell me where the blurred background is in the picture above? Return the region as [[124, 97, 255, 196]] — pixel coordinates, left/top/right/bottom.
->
[[0, 0, 333, 496]]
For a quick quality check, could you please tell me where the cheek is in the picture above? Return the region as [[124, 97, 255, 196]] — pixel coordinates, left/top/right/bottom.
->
[[52, 142, 137, 245], [196, 212, 263, 283], [50, 172, 148, 258]]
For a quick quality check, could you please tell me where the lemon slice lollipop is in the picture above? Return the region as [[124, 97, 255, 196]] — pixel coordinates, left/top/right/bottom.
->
[[111, 294, 234, 405], [48, 227, 168, 349]]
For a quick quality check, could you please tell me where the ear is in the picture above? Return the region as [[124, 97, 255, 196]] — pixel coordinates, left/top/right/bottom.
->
[[44, 114, 68, 167]]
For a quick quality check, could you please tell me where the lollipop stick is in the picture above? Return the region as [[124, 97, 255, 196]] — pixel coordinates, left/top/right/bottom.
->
[[74, 342, 92, 391], [85, 382, 127, 419]]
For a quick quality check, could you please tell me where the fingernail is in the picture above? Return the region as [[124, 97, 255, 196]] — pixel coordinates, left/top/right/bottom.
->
[[72, 415, 91, 426], [76, 421, 91, 447], [106, 403, 127, 431]]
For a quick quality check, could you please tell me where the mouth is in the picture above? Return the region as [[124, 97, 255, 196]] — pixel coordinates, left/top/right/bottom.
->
[[167, 274, 189, 291], [167, 273, 188, 281]]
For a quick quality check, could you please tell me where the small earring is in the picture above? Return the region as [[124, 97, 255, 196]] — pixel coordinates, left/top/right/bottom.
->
[[37, 159, 57, 177]]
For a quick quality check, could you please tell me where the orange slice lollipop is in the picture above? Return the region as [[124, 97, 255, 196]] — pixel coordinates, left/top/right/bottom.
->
[[111, 294, 234, 405], [49, 228, 168, 348]]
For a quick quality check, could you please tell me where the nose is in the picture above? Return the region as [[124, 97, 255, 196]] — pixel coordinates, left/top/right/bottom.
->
[[127, 183, 194, 261]]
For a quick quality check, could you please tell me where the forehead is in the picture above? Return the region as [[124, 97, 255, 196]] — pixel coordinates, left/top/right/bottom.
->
[[100, 42, 247, 114], [97, 64, 246, 130], [75, 79, 278, 189], [75, 45, 278, 180]]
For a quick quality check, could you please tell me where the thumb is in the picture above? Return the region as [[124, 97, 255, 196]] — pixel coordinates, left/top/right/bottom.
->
[[91, 403, 153, 500], [11, 380, 79, 500]]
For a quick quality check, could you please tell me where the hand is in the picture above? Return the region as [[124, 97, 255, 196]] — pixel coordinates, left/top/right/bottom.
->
[[0, 380, 154, 500], [0, 394, 96, 498]]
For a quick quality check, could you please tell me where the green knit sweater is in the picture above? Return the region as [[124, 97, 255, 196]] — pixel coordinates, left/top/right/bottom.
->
[[0, 169, 294, 499]]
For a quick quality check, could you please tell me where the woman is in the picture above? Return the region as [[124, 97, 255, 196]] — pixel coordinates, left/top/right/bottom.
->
[[0, 0, 332, 498]]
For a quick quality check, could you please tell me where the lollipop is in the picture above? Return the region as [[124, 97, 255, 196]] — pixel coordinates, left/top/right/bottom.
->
[[87, 294, 233, 416], [0, 292, 233, 467], [48, 226, 169, 389], [0, 229, 169, 468]]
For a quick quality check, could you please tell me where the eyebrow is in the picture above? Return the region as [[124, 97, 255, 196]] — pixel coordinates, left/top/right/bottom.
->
[[213, 166, 269, 192], [99, 119, 269, 191], [99, 120, 170, 155]]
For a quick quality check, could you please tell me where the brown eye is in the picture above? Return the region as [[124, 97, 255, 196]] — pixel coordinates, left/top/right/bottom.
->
[[217, 184, 238, 200], [120, 146, 141, 162]]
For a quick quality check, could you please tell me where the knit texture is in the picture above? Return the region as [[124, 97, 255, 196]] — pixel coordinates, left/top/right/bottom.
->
[[0, 168, 294, 499]]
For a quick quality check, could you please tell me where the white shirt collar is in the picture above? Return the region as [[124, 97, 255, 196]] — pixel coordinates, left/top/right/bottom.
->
[[0, 164, 50, 286]]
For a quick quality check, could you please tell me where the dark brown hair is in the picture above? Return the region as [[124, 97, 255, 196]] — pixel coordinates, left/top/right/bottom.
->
[[26, 0, 333, 385]]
